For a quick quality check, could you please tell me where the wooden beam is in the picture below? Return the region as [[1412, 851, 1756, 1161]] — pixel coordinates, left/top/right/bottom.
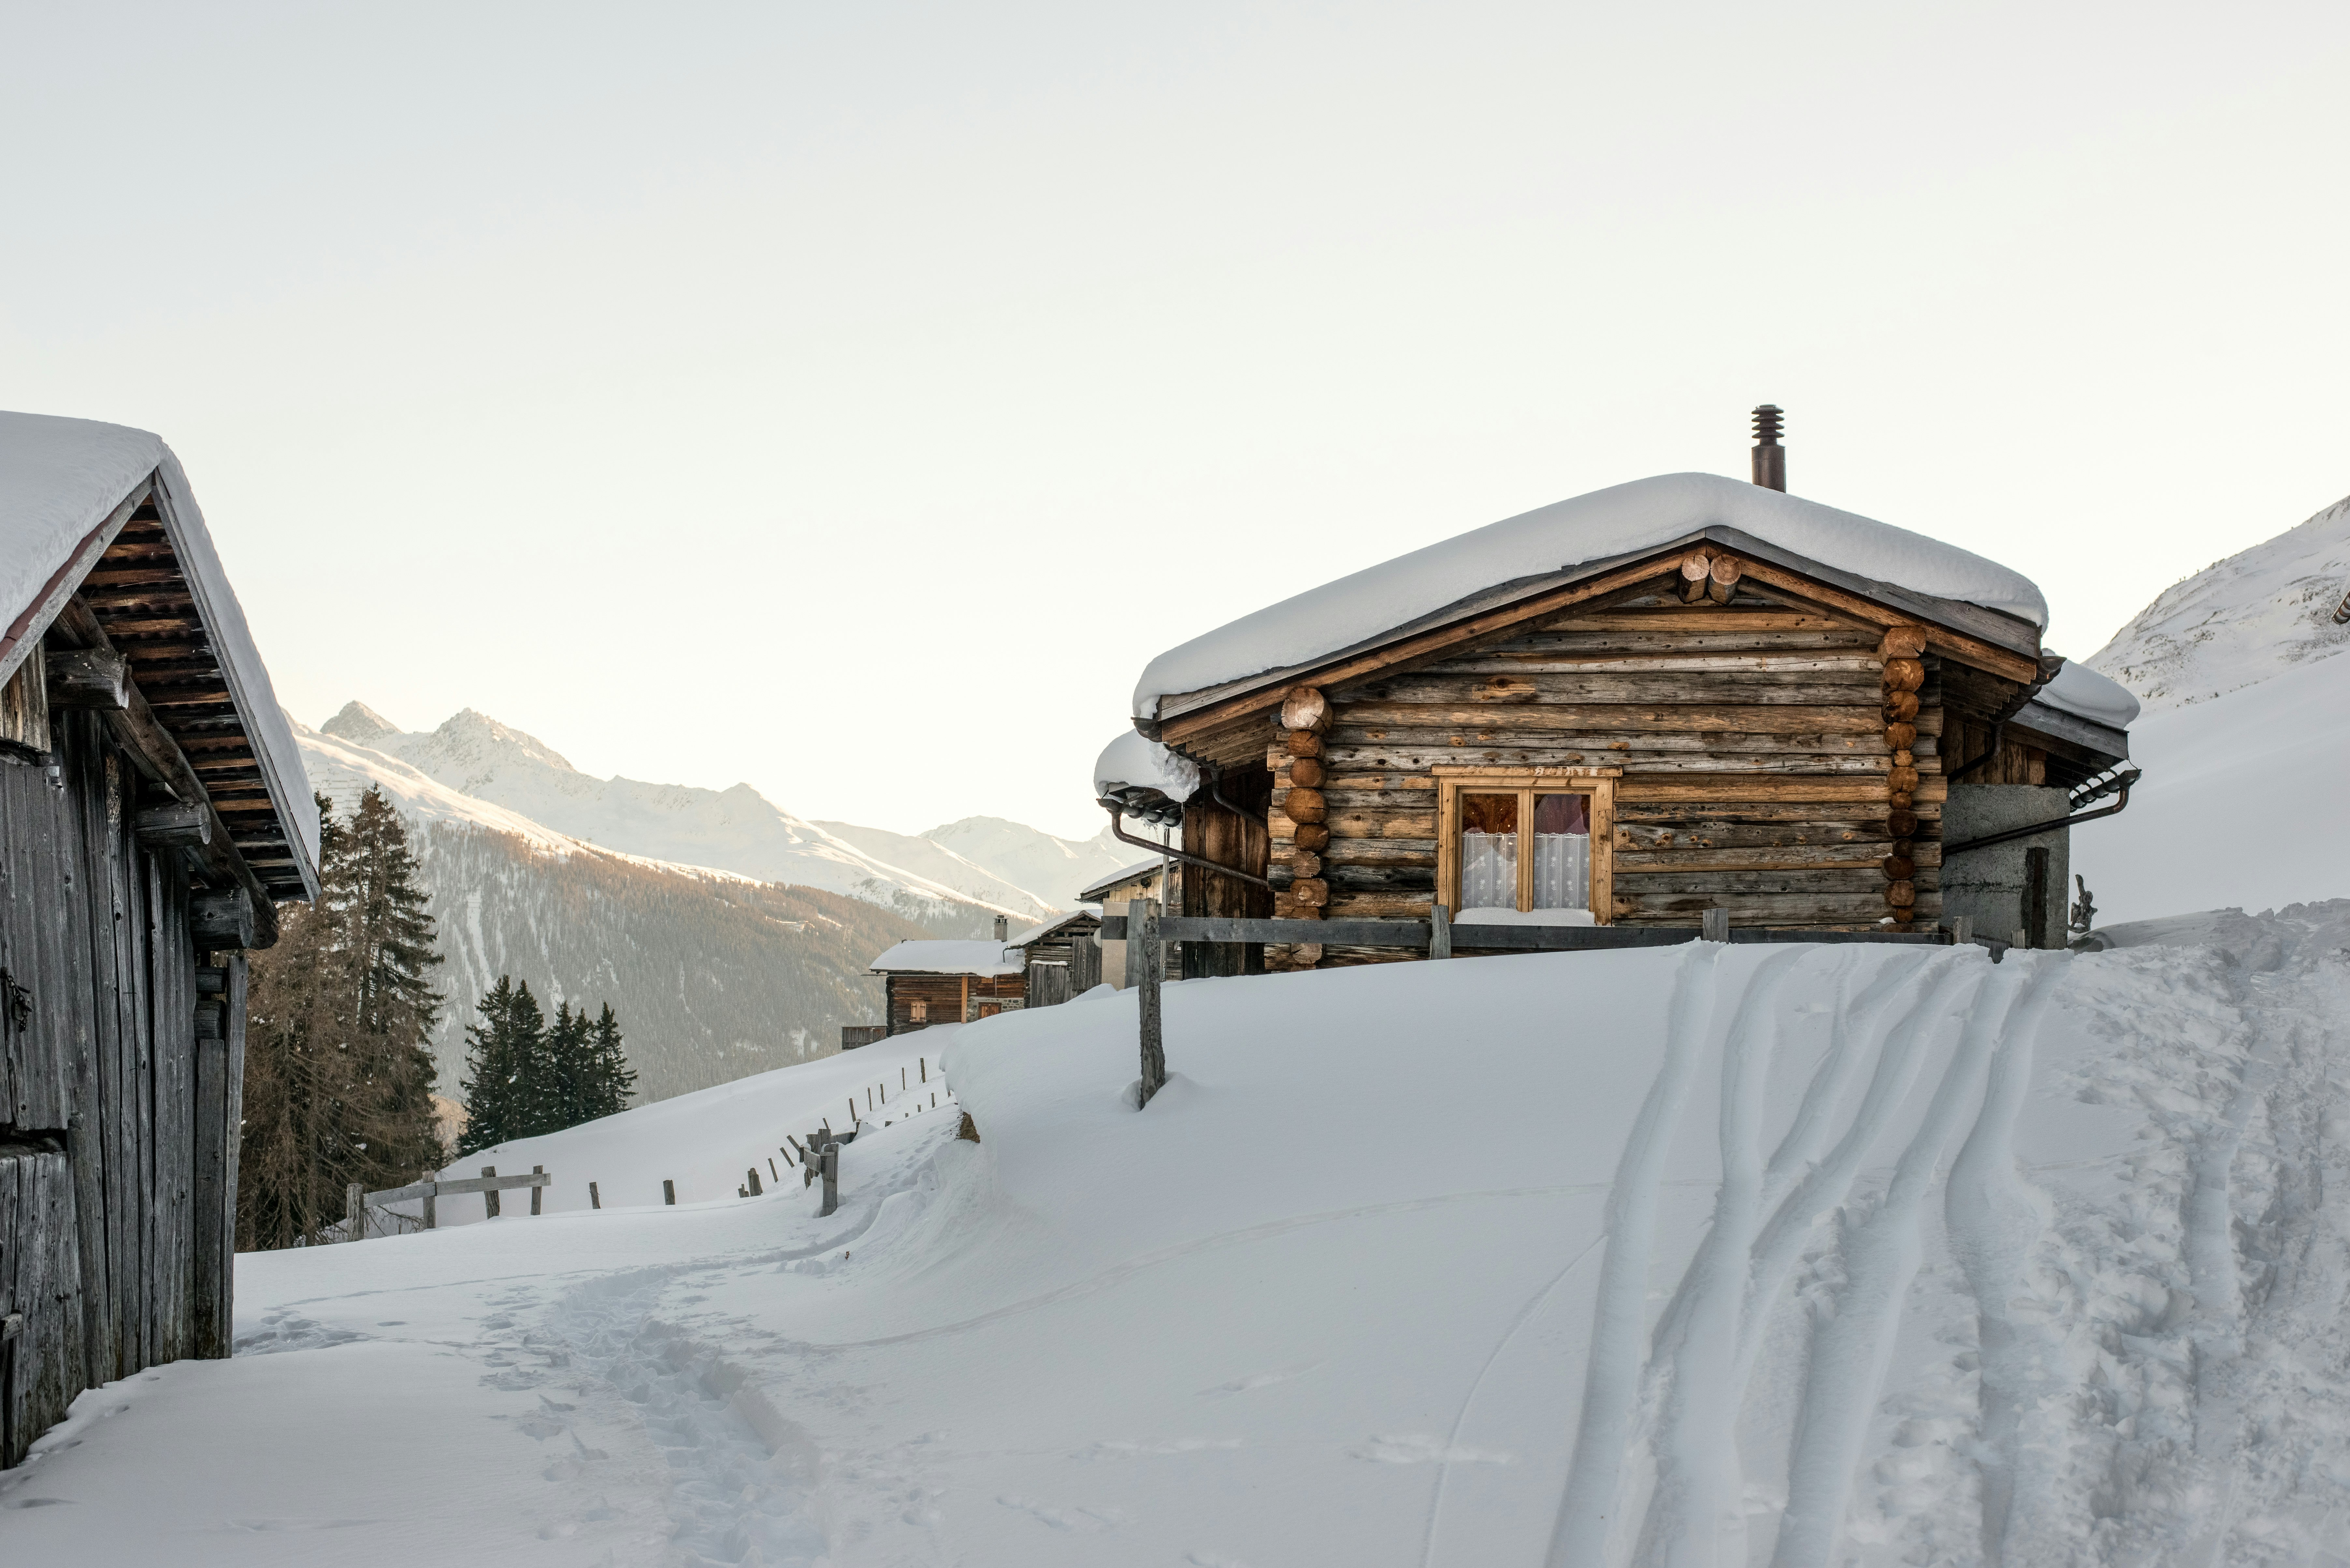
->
[[135, 802, 211, 848], [45, 646, 131, 710], [1728, 559, 2040, 682], [191, 889, 255, 948]]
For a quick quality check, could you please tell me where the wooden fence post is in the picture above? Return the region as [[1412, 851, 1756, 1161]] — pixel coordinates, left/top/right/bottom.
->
[[346, 1183, 364, 1242], [1136, 898, 1167, 1107], [746, 1167, 763, 1196], [589, 1181, 601, 1210], [1702, 907, 1730, 943], [422, 1180, 437, 1230], [482, 1166, 500, 1219], [819, 1143, 840, 1217], [662, 1179, 676, 1206], [530, 1165, 544, 1216], [1429, 903, 1452, 961]]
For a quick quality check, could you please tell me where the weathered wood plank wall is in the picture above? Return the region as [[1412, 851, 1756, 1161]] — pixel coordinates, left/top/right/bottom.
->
[[1266, 598, 1948, 963], [0, 707, 244, 1467]]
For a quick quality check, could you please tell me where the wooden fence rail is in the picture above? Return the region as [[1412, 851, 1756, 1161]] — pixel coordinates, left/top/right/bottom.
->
[[345, 1167, 552, 1239]]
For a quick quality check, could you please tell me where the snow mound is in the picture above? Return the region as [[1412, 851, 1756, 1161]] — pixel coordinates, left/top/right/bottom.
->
[[61, 939, 2337, 1566], [868, 939, 1020, 975], [2036, 657, 2139, 729], [1092, 729, 1201, 802], [1134, 472, 2049, 716], [2091, 490, 2350, 712]]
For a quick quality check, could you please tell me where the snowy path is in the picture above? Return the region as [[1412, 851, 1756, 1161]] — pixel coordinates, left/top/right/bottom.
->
[[11, 919, 2350, 1565]]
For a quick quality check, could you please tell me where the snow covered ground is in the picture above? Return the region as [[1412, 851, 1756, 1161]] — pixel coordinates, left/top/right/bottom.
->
[[11, 926, 2350, 1566]]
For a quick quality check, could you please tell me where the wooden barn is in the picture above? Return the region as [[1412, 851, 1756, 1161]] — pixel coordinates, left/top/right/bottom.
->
[[1074, 856, 1172, 988], [1006, 909, 1103, 1007], [0, 413, 320, 1464], [1103, 414, 2136, 969], [870, 920, 1026, 1033]]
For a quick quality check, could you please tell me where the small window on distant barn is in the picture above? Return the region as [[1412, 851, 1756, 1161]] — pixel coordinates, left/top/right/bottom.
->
[[1438, 773, 1617, 922], [910, 1000, 928, 1022]]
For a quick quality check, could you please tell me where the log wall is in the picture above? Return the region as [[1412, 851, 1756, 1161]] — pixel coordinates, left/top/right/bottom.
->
[[884, 972, 1025, 1033], [1265, 598, 1951, 963], [1, 707, 245, 1466]]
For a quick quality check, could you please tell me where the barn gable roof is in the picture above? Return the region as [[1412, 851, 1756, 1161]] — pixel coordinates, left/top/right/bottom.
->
[[0, 411, 322, 907], [869, 939, 1023, 977], [1135, 473, 2050, 739]]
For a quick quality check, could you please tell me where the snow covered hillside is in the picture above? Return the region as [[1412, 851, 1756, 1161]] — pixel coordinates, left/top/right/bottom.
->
[[14, 930, 2350, 1565], [815, 815, 1131, 915], [321, 702, 1032, 933], [2091, 491, 2350, 711], [2071, 493, 2350, 923], [299, 719, 933, 1100]]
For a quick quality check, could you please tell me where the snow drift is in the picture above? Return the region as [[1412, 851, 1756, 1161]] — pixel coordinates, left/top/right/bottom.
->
[[15, 931, 2346, 1566]]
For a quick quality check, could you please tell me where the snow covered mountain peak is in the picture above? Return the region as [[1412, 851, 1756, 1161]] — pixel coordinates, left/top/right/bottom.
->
[[2090, 491, 2350, 712], [320, 698, 405, 748], [405, 707, 579, 778]]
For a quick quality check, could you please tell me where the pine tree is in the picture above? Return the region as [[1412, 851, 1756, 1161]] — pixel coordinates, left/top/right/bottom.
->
[[238, 789, 448, 1250], [585, 1003, 636, 1120], [544, 1001, 594, 1131], [457, 976, 548, 1153]]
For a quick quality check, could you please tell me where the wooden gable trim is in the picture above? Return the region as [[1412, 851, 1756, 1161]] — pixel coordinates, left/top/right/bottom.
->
[[0, 475, 154, 689], [1154, 526, 2045, 747]]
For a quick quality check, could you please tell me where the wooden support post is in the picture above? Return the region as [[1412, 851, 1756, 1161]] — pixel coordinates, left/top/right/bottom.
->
[[1136, 898, 1167, 1107], [746, 1166, 763, 1196], [1429, 903, 1452, 961], [819, 1143, 840, 1217], [920, 1057, 927, 1082], [1951, 916, 1973, 946], [423, 1180, 437, 1230], [589, 1181, 601, 1210], [768, 1158, 779, 1182], [530, 1165, 544, 1216], [482, 1166, 500, 1219], [1702, 907, 1730, 943], [663, 1179, 676, 1205], [346, 1183, 364, 1243]]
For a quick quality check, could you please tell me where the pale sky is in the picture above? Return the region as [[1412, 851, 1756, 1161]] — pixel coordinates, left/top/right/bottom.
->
[[6, 3, 2346, 839]]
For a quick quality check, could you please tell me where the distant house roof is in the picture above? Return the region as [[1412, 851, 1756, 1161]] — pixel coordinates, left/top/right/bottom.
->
[[1007, 908, 1101, 949], [869, 939, 1023, 977], [1132, 472, 2050, 724], [1076, 855, 1169, 905], [0, 410, 321, 905]]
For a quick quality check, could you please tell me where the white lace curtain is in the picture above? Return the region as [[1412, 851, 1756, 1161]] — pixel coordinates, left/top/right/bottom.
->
[[1533, 833, 1590, 911], [1462, 828, 1590, 911]]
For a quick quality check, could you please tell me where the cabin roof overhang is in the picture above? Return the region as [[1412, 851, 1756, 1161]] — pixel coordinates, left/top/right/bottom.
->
[[1, 414, 322, 931], [1143, 523, 2046, 750]]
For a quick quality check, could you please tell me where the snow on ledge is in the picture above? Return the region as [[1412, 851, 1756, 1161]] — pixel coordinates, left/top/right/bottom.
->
[[2036, 659, 2140, 730], [1453, 907, 1598, 926], [1093, 730, 1201, 803], [1133, 472, 2049, 717], [869, 939, 1022, 976]]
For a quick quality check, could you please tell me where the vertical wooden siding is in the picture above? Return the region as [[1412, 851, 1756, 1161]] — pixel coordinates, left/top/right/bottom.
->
[[0, 709, 242, 1467]]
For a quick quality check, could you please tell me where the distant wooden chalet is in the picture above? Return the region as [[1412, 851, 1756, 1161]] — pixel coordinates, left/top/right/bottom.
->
[[1101, 411, 2136, 969], [1074, 856, 1172, 987], [0, 413, 321, 1465], [1006, 909, 1103, 1006], [870, 918, 1026, 1033]]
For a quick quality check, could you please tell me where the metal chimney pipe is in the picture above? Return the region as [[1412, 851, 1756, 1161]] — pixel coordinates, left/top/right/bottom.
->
[[1750, 405, 1785, 491], [994, 914, 1009, 941]]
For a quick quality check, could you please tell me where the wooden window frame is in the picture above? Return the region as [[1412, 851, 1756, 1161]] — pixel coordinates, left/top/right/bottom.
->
[[1433, 767, 1620, 924]]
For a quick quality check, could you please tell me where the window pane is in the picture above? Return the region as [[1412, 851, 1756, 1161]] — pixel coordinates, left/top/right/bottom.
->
[[1532, 792, 1590, 911], [1460, 793, 1519, 910]]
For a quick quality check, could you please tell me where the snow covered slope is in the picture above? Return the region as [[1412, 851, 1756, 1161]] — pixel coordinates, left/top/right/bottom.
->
[[806, 819, 1063, 921], [322, 702, 1028, 934], [2091, 490, 2350, 711], [15, 936, 2347, 1564], [2068, 492, 2350, 923], [297, 717, 933, 1100], [916, 816, 1133, 910]]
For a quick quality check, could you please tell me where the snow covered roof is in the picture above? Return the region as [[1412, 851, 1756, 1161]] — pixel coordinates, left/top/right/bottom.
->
[[1006, 908, 1100, 948], [2036, 660, 2140, 730], [1076, 855, 1169, 905], [1093, 730, 1199, 803], [0, 411, 321, 902], [1133, 472, 2050, 718], [869, 940, 1023, 977]]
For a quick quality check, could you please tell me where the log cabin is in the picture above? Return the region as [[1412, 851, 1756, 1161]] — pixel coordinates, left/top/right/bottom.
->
[[1074, 855, 1174, 988], [0, 412, 320, 1465], [1104, 412, 2136, 970], [870, 919, 1025, 1033]]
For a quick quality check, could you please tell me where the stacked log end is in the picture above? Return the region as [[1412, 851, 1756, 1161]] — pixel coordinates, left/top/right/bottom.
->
[[1271, 686, 1331, 970], [1878, 625, 1928, 928]]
